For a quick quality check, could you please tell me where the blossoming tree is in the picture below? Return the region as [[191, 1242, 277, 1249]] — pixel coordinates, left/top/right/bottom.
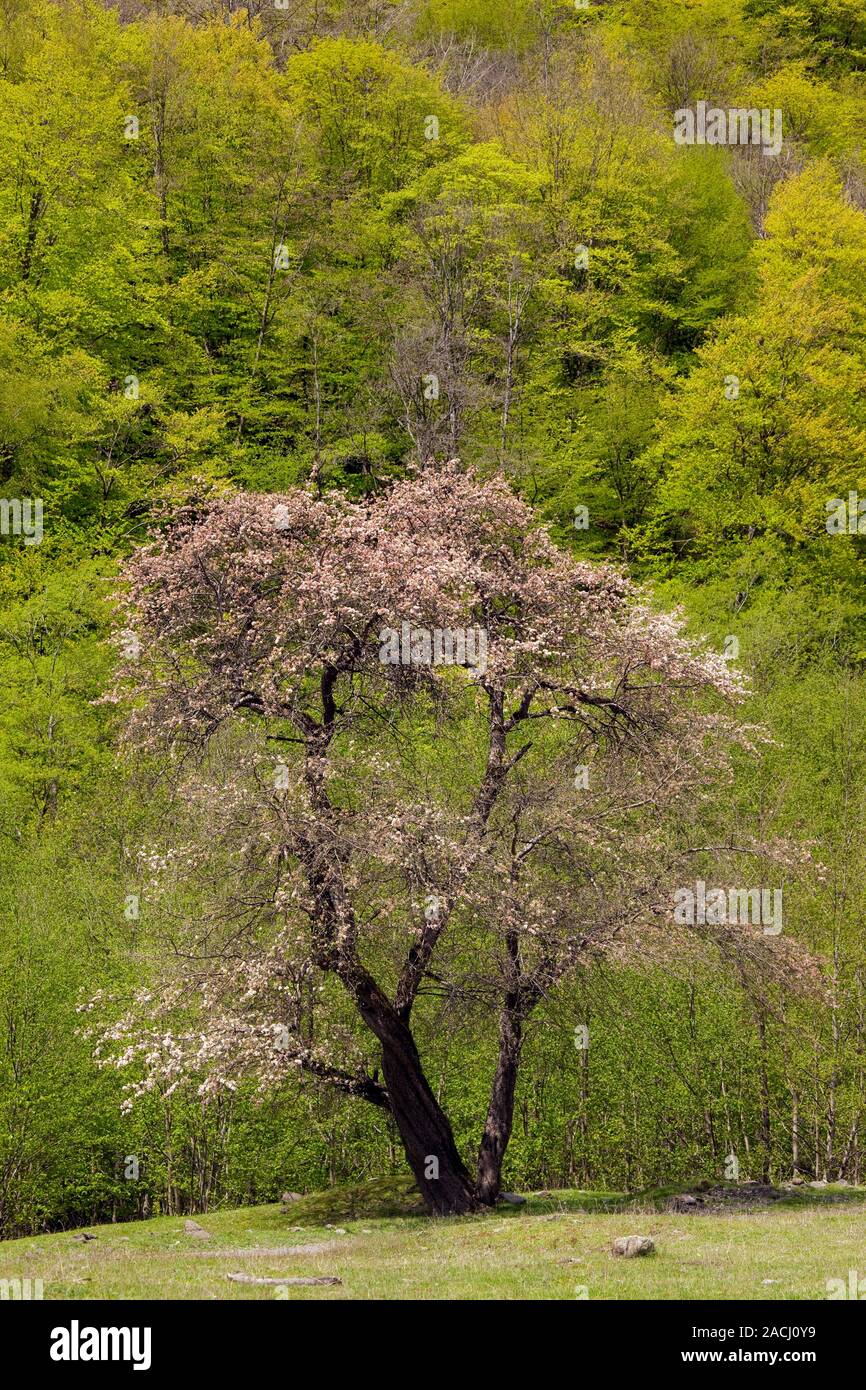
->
[[94, 464, 785, 1215]]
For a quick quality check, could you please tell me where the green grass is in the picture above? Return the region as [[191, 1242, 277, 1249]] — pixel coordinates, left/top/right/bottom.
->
[[2, 1181, 864, 1300]]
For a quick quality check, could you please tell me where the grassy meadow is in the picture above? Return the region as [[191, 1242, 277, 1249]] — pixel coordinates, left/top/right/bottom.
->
[[3, 1181, 865, 1301]]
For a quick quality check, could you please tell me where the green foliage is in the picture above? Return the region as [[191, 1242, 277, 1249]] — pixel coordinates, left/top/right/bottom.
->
[[644, 165, 866, 558], [744, 0, 866, 72]]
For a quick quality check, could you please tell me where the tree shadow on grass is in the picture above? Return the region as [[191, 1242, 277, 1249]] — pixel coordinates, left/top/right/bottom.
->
[[280, 1176, 866, 1226]]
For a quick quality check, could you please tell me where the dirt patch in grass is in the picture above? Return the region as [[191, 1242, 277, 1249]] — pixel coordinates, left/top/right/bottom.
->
[[667, 1183, 786, 1213]]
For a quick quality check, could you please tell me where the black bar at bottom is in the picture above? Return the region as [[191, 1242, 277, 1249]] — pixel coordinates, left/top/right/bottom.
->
[[5, 1297, 857, 1376]]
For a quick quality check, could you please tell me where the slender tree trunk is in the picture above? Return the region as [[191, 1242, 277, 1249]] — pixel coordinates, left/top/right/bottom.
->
[[500, 327, 516, 460], [475, 914, 544, 1205], [757, 1010, 772, 1183], [20, 186, 44, 281], [153, 92, 170, 257], [827, 937, 841, 1177], [476, 999, 524, 1205]]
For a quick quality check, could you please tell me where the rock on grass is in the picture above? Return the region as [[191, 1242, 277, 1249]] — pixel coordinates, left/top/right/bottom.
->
[[611, 1236, 655, 1258]]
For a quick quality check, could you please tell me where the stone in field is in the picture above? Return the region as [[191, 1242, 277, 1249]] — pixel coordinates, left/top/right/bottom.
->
[[611, 1236, 655, 1258], [668, 1193, 702, 1213]]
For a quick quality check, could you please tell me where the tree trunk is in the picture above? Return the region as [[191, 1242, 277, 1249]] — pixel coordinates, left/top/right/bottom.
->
[[379, 1029, 480, 1216], [476, 997, 524, 1205], [346, 966, 480, 1215], [757, 1009, 772, 1183], [20, 186, 44, 281]]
